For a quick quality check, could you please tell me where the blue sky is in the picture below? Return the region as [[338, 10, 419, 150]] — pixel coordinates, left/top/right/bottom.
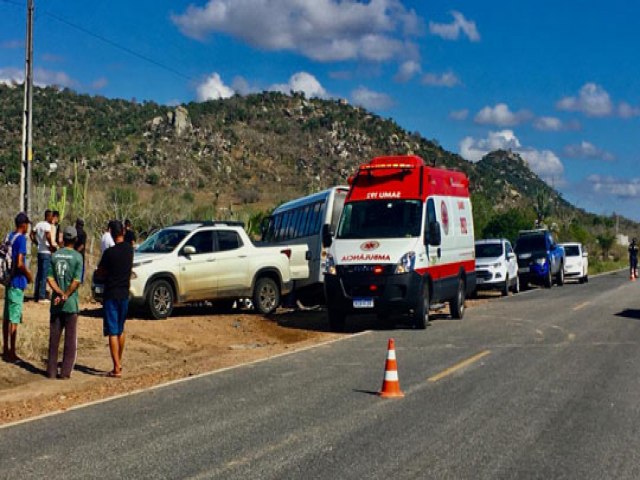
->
[[1, 0, 639, 220]]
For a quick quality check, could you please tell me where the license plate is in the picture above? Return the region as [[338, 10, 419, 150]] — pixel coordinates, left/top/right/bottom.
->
[[94, 286, 103, 294], [518, 267, 529, 274], [353, 297, 374, 308]]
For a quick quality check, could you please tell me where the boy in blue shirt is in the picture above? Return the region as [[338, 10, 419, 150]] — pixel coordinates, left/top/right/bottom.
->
[[2, 212, 33, 363]]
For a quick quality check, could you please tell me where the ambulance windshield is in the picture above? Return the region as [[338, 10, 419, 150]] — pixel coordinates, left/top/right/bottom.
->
[[336, 200, 422, 239]]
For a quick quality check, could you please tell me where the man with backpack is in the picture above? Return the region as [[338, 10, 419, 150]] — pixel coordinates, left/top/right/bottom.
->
[[2, 212, 33, 363]]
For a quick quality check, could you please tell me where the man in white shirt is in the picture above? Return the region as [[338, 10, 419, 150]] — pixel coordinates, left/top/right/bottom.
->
[[30, 209, 56, 302], [100, 221, 115, 253]]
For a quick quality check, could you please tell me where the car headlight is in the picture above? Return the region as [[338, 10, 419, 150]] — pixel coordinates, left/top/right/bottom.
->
[[324, 254, 336, 275], [535, 257, 547, 266], [491, 262, 502, 268], [395, 252, 416, 274], [131, 270, 138, 280]]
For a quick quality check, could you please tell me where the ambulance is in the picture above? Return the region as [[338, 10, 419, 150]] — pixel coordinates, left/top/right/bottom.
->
[[322, 155, 476, 331]]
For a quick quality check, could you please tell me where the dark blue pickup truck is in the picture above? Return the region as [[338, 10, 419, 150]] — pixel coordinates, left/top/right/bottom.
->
[[515, 229, 565, 288]]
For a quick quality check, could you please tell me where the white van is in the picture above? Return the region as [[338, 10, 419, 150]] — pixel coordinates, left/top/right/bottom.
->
[[323, 155, 476, 331], [262, 186, 348, 303], [561, 242, 589, 283]]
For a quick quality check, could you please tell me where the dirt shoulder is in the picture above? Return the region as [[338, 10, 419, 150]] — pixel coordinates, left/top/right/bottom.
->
[[0, 301, 342, 425]]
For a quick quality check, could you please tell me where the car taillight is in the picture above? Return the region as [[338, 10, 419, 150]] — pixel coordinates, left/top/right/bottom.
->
[[280, 248, 292, 259]]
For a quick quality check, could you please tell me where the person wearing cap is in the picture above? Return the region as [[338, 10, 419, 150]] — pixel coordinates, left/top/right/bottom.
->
[[96, 220, 134, 377], [46, 226, 83, 379], [2, 213, 33, 363], [74, 218, 87, 282]]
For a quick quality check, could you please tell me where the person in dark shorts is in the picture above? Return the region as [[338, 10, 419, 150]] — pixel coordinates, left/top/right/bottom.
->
[[97, 220, 134, 377], [124, 219, 136, 246], [74, 218, 87, 282], [2, 213, 33, 363], [46, 226, 83, 379]]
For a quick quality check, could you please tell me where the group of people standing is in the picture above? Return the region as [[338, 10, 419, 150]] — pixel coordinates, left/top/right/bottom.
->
[[2, 211, 134, 380]]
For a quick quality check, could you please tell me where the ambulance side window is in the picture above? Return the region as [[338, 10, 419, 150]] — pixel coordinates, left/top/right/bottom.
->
[[425, 198, 436, 240]]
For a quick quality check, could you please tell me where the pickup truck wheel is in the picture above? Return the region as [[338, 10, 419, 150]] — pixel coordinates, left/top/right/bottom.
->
[[253, 277, 280, 315], [512, 275, 520, 294], [412, 281, 430, 329], [328, 309, 346, 332], [543, 268, 553, 288], [450, 278, 466, 320], [147, 279, 174, 320], [501, 276, 510, 297], [556, 265, 565, 286]]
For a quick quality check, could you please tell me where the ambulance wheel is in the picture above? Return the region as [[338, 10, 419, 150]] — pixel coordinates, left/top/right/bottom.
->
[[328, 309, 346, 332], [412, 282, 430, 330], [450, 278, 466, 320]]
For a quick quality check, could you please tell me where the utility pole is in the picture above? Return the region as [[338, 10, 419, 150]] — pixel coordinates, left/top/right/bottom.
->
[[20, 0, 34, 218]]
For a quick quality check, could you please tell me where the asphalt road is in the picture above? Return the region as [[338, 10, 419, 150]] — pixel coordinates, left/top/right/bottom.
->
[[2, 270, 640, 479]]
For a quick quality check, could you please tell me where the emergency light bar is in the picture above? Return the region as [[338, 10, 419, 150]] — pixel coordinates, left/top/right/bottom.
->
[[359, 163, 417, 171]]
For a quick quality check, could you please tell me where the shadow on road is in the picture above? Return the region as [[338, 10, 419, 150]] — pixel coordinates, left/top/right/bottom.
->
[[614, 309, 640, 320]]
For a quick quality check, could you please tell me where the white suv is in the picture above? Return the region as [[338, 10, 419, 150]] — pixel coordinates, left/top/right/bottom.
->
[[474, 239, 519, 295], [561, 242, 588, 283], [94, 221, 309, 319]]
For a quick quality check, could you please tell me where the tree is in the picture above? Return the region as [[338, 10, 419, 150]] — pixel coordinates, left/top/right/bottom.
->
[[596, 232, 616, 259], [482, 208, 536, 243]]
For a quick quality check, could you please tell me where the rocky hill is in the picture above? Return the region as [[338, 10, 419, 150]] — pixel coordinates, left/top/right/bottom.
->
[[0, 83, 633, 239]]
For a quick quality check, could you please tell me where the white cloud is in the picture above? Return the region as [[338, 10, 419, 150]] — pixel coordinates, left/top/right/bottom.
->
[[270, 72, 327, 98], [474, 103, 533, 127], [429, 11, 480, 42], [196, 72, 235, 101], [351, 86, 394, 110], [556, 83, 613, 117], [449, 109, 469, 121], [172, 0, 423, 63], [394, 60, 421, 82], [564, 141, 614, 161], [587, 175, 640, 199], [459, 129, 563, 180], [532, 116, 581, 132], [421, 71, 460, 88], [618, 102, 640, 119], [0, 66, 77, 88]]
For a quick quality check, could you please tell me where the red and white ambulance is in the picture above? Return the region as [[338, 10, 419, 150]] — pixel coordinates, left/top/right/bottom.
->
[[322, 155, 476, 330]]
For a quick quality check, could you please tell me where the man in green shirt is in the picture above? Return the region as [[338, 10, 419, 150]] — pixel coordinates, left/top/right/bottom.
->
[[46, 226, 83, 379]]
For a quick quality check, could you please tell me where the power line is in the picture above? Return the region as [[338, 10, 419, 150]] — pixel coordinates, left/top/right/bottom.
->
[[40, 10, 194, 82]]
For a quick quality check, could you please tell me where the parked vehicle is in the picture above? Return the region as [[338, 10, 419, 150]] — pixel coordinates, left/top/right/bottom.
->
[[322, 155, 476, 331], [93, 221, 309, 319], [475, 239, 519, 295], [561, 242, 589, 283], [515, 229, 565, 288], [262, 186, 348, 304]]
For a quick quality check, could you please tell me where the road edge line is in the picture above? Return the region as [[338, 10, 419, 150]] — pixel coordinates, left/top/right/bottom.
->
[[0, 330, 371, 430]]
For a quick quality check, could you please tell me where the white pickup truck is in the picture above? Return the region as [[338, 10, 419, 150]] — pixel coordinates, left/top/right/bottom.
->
[[95, 221, 309, 319]]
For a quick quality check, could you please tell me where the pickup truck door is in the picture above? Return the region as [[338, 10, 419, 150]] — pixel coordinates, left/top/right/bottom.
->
[[178, 230, 217, 301], [213, 230, 251, 296]]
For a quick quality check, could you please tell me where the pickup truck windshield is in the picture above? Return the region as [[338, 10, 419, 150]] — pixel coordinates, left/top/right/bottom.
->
[[137, 229, 189, 253], [475, 243, 503, 258], [515, 235, 546, 252], [337, 200, 422, 239]]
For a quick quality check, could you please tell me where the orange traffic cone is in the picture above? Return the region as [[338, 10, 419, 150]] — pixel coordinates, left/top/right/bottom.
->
[[379, 338, 404, 398]]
